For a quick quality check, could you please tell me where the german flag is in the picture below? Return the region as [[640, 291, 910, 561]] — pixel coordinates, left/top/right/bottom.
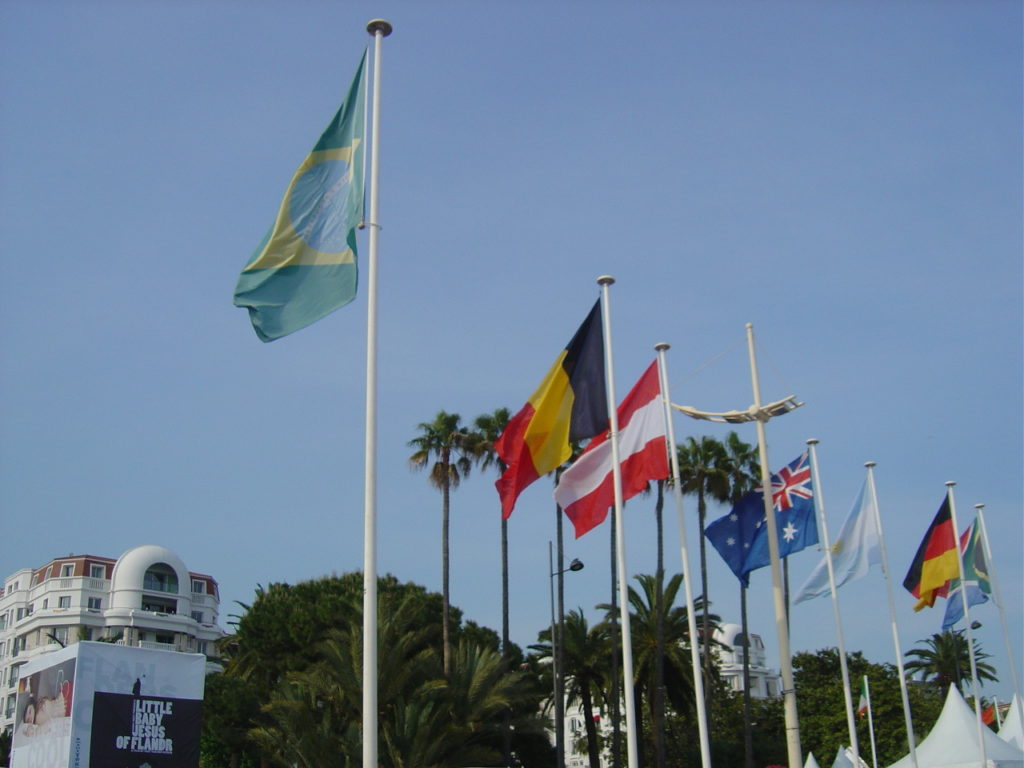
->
[[903, 497, 961, 611], [495, 300, 608, 519]]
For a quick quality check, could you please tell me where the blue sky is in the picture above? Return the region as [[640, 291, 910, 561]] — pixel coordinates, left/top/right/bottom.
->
[[1, 0, 1021, 709]]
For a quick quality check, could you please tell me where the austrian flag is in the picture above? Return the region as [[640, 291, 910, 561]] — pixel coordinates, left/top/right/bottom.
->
[[554, 361, 669, 538]]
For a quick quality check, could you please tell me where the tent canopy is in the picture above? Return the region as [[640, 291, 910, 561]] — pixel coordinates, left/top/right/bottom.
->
[[1000, 695, 1024, 751], [887, 685, 1024, 768]]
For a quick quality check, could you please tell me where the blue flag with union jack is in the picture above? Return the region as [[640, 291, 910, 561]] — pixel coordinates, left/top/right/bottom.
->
[[705, 451, 819, 586]]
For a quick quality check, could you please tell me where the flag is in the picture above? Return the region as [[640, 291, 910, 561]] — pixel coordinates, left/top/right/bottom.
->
[[857, 678, 869, 719], [233, 53, 367, 342], [704, 451, 819, 586], [941, 518, 991, 630], [554, 361, 669, 538], [983, 704, 996, 726], [793, 480, 881, 604], [903, 497, 960, 611], [495, 301, 607, 518]]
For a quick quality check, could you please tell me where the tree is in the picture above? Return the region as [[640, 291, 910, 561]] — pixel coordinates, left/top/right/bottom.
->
[[676, 436, 731, 704], [409, 410, 478, 676], [222, 573, 548, 768], [534, 610, 608, 768], [471, 407, 512, 661], [905, 631, 998, 691], [792, 648, 944, 766]]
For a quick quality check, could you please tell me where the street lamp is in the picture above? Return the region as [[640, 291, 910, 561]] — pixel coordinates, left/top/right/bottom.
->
[[549, 543, 584, 768]]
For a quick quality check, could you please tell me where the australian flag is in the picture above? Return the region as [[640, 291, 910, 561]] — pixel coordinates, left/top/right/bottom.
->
[[705, 451, 819, 586]]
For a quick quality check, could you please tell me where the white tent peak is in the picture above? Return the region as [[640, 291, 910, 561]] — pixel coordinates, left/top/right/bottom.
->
[[805, 752, 823, 768], [1000, 695, 1024, 750], [887, 684, 1024, 768]]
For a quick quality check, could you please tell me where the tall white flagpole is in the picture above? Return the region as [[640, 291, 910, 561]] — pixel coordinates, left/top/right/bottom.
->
[[362, 18, 391, 768], [865, 462, 919, 768], [974, 503, 1024, 741], [745, 322, 802, 768], [944, 482, 987, 768], [864, 676, 879, 768], [655, 343, 712, 768], [597, 276, 639, 768], [805, 439, 859, 766]]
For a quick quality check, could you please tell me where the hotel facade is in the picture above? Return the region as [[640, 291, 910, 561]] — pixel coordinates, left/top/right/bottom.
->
[[0, 544, 224, 734]]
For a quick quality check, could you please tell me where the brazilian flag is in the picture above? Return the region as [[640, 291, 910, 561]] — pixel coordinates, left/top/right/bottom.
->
[[234, 52, 367, 342]]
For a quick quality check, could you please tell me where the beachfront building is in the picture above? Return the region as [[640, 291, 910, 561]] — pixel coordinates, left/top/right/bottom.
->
[[0, 544, 223, 733]]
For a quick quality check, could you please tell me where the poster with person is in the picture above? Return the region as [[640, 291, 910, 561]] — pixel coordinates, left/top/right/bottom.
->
[[11, 641, 206, 768]]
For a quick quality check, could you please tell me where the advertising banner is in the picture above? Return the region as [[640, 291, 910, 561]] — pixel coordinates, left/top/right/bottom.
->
[[11, 642, 206, 768]]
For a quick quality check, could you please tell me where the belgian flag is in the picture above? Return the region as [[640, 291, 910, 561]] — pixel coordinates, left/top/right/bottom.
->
[[495, 300, 608, 519], [903, 497, 961, 611]]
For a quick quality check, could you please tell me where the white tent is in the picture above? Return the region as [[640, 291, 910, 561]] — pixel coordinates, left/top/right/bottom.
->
[[805, 752, 823, 768], [887, 685, 1024, 768], [1000, 696, 1024, 751]]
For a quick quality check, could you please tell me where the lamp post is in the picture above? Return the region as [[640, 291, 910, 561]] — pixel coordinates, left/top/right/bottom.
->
[[671, 322, 805, 768], [549, 543, 583, 768]]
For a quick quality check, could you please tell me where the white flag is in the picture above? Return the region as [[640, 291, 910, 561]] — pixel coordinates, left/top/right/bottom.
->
[[794, 480, 881, 604]]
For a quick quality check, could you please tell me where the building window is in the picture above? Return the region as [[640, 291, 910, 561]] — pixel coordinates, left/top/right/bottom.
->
[[60, 564, 74, 578], [50, 627, 68, 646], [88, 597, 102, 610], [45, 566, 53, 581], [143, 564, 179, 594], [58, 596, 71, 609], [15, 608, 24, 621], [191, 611, 203, 623], [42, 599, 49, 610], [191, 579, 205, 594], [196, 640, 207, 655], [90, 564, 105, 579]]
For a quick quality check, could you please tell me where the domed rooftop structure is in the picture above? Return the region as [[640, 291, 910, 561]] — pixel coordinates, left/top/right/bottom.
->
[[110, 544, 192, 611]]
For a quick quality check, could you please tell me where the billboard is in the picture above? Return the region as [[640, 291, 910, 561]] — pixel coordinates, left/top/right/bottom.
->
[[11, 642, 206, 768]]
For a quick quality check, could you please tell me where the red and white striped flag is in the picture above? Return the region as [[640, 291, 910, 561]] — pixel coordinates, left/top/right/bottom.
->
[[555, 361, 669, 538]]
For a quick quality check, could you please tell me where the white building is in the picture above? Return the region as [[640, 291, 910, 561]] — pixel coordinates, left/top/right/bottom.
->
[[713, 621, 781, 699], [0, 544, 224, 733]]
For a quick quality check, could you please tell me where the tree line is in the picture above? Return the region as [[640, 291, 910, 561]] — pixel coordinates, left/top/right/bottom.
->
[[197, 415, 1001, 768]]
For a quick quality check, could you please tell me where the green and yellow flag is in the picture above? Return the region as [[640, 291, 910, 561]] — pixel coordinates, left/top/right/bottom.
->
[[234, 52, 367, 341]]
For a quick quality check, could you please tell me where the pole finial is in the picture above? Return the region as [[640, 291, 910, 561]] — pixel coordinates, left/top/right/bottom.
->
[[806, 438, 819, 446], [945, 480, 956, 488], [974, 503, 984, 510], [367, 19, 393, 36], [864, 461, 876, 468], [654, 342, 670, 351], [597, 275, 615, 286]]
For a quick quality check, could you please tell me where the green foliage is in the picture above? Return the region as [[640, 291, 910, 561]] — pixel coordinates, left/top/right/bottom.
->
[[792, 648, 944, 767], [905, 631, 998, 690], [205, 573, 544, 768]]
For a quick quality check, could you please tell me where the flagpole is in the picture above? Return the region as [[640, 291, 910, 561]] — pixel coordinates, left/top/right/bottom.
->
[[655, 343, 712, 768], [362, 18, 391, 768], [864, 676, 879, 768], [993, 697, 1002, 729], [945, 482, 987, 767], [864, 462, 919, 768], [974, 503, 1024, 741], [745, 322, 802, 768], [598, 276, 639, 768], [806, 439, 859, 766]]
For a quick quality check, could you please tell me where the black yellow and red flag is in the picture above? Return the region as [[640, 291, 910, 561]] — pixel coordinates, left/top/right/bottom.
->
[[495, 300, 608, 519], [903, 497, 961, 611]]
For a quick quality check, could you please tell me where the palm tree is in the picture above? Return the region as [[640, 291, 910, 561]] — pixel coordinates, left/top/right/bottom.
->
[[534, 610, 608, 768], [471, 408, 512, 659], [905, 631, 998, 691], [676, 435, 731, 704], [409, 411, 478, 675], [470, 406, 513, 763], [721, 431, 759, 768]]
